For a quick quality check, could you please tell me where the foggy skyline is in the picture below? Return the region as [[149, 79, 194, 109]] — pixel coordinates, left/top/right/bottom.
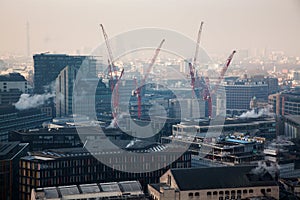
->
[[0, 0, 300, 57]]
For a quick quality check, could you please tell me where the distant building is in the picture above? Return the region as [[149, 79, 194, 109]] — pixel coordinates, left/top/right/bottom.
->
[[284, 115, 300, 138], [224, 79, 269, 114], [0, 73, 27, 105], [0, 142, 29, 200], [263, 138, 300, 178], [148, 166, 279, 200], [33, 53, 97, 94], [269, 88, 300, 116], [31, 181, 145, 200], [0, 106, 51, 141], [293, 71, 300, 81], [280, 178, 300, 198], [170, 117, 276, 139], [19, 143, 191, 200], [9, 126, 126, 151]]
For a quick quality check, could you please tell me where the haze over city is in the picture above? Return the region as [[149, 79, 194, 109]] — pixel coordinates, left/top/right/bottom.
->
[[0, 0, 300, 56], [2, 1, 300, 200]]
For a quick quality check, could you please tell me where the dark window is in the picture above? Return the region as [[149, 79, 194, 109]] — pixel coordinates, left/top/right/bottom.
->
[[188, 193, 193, 198], [249, 189, 253, 193], [261, 189, 265, 194], [225, 191, 229, 195], [219, 191, 224, 195], [267, 188, 271, 193], [243, 189, 248, 194], [207, 192, 212, 196], [213, 191, 218, 196], [195, 192, 199, 197]]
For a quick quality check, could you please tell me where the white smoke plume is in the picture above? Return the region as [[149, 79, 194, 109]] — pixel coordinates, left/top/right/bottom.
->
[[106, 117, 117, 129], [239, 106, 273, 119], [251, 161, 279, 178], [106, 112, 125, 129], [14, 93, 55, 110]]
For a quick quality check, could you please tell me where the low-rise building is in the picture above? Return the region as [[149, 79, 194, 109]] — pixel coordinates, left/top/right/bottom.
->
[[0, 142, 29, 200], [148, 166, 279, 200], [31, 181, 145, 200], [19, 141, 191, 200]]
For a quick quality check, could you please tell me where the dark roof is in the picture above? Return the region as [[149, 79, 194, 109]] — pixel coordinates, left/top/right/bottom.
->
[[170, 166, 277, 191], [0, 142, 28, 160], [0, 73, 26, 82], [285, 115, 300, 125]]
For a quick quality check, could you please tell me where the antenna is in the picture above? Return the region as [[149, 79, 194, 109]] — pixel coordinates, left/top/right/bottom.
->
[[26, 21, 30, 58]]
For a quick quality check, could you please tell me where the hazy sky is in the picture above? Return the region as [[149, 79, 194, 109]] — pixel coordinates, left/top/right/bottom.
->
[[0, 0, 300, 56]]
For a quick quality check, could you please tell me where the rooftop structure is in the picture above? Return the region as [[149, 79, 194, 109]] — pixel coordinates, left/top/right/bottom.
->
[[0, 142, 29, 200], [31, 181, 145, 200], [148, 166, 279, 200], [19, 142, 191, 199]]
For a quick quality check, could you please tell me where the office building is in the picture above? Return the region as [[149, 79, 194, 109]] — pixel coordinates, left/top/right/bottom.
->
[[224, 79, 269, 113], [9, 126, 126, 151], [284, 115, 300, 138], [269, 88, 300, 116], [0, 106, 51, 142], [0, 73, 28, 105], [19, 143, 191, 200], [148, 166, 279, 200], [31, 181, 145, 200], [0, 142, 29, 200], [33, 53, 97, 94]]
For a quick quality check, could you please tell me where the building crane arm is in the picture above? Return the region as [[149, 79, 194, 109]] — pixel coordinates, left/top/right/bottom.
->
[[192, 21, 204, 70], [136, 39, 165, 118], [100, 24, 118, 78], [212, 50, 236, 94]]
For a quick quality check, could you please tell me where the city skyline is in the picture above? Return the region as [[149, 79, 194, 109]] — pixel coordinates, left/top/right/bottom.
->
[[0, 0, 300, 57]]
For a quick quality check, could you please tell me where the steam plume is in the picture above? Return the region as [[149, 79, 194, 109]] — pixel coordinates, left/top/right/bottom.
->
[[239, 106, 273, 119], [14, 93, 55, 110]]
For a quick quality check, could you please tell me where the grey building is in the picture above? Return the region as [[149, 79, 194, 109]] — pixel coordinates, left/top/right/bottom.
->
[[0, 142, 29, 200], [0, 73, 27, 105], [0, 106, 51, 141], [269, 88, 300, 116], [33, 53, 97, 94], [31, 181, 145, 200], [224, 79, 269, 113]]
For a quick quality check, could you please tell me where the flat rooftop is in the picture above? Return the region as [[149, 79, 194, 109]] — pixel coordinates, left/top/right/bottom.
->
[[33, 181, 144, 200]]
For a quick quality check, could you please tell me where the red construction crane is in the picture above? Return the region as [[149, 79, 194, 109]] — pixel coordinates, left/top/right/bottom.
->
[[189, 22, 204, 97], [203, 50, 236, 118], [211, 50, 236, 94], [135, 39, 165, 119], [100, 24, 124, 126], [192, 21, 204, 70], [100, 24, 118, 78]]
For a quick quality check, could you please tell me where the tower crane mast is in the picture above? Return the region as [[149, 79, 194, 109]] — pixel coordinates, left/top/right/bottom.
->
[[136, 39, 165, 119]]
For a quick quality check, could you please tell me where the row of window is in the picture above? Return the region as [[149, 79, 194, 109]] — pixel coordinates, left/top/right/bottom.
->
[[188, 188, 273, 198]]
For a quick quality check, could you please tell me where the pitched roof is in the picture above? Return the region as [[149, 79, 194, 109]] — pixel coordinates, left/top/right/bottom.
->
[[170, 166, 277, 191]]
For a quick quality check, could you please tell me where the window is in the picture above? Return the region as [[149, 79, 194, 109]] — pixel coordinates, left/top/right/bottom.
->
[[243, 189, 248, 194], [167, 175, 171, 186], [188, 193, 193, 198], [213, 191, 218, 196], [219, 191, 224, 196], [261, 189, 265, 194], [267, 188, 271, 193], [195, 192, 199, 197], [207, 192, 212, 196], [249, 189, 253, 194]]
